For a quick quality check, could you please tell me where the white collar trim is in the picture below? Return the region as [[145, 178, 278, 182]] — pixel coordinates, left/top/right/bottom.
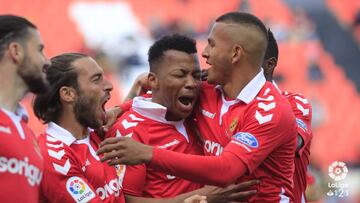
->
[[46, 122, 78, 146], [272, 80, 282, 93], [214, 69, 266, 104], [237, 69, 266, 104], [132, 96, 189, 142]]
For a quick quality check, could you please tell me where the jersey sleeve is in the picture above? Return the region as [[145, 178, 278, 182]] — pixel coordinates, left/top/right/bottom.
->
[[40, 146, 103, 203], [224, 98, 297, 174], [288, 93, 313, 156]]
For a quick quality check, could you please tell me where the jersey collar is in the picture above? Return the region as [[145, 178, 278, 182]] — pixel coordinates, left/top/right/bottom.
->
[[272, 80, 282, 93], [46, 122, 78, 146], [132, 96, 189, 142], [236, 68, 266, 104], [215, 69, 266, 104]]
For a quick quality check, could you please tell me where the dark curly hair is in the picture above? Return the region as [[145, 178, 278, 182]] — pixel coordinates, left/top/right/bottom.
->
[[148, 34, 197, 72]]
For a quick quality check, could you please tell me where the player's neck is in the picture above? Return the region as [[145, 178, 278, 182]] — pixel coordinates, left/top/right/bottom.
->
[[0, 63, 28, 112], [222, 65, 260, 99], [57, 112, 88, 140]]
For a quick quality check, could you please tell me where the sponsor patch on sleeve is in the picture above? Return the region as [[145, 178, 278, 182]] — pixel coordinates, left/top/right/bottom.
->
[[232, 132, 259, 149], [296, 118, 307, 132], [66, 176, 96, 203]]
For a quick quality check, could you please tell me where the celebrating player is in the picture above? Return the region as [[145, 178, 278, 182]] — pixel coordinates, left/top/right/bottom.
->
[[33, 53, 125, 203], [0, 15, 50, 202], [263, 30, 313, 203]]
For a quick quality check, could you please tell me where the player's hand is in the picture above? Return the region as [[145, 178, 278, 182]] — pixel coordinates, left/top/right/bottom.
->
[[96, 137, 153, 165], [95, 106, 123, 137], [205, 180, 259, 203], [184, 195, 207, 203], [123, 72, 150, 102]]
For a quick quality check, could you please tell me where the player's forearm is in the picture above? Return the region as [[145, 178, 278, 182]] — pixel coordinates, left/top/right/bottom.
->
[[150, 148, 246, 187], [125, 195, 174, 203]]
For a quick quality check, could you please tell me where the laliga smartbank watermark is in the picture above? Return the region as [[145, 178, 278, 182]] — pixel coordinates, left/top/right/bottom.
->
[[326, 161, 349, 198]]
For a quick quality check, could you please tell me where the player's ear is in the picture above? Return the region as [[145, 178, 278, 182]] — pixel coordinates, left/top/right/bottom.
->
[[8, 42, 25, 65], [59, 86, 76, 103], [232, 44, 243, 64], [148, 72, 159, 90]]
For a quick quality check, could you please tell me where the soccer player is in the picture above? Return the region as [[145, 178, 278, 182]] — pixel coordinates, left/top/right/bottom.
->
[[98, 12, 298, 202], [0, 15, 50, 202], [33, 53, 125, 203], [107, 34, 204, 200], [263, 30, 313, 203]]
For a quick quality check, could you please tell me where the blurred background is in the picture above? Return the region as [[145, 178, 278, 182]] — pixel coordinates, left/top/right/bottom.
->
[[1, 0, 360, 202]]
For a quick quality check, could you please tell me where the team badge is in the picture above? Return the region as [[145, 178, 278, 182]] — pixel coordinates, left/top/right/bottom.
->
[[229, 118, 238, 133]]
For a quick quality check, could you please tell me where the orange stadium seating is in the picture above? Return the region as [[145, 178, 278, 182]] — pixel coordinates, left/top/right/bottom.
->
[[326, 0, 360, 25]]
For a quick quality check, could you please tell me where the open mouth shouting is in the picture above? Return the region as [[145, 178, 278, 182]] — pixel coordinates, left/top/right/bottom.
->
[[177, 93, 197, 114], [100, 94, 111, 122]]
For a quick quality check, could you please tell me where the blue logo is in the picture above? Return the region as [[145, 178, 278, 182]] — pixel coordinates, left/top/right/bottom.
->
[[296, 118, 307, 131], [233, 132, 259, 148]]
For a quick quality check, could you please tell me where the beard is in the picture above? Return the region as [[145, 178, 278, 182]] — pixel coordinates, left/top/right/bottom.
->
[[73, 92, 103, 129], [18, 55, 50, 94]]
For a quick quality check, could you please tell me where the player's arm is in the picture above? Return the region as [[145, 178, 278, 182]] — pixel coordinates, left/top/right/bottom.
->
[[97, 136, 246, 186], [290, 94, 313, 155], [125, 180, 258, 203], [41, 153, 103, 203], [97, 102, 296, 187]]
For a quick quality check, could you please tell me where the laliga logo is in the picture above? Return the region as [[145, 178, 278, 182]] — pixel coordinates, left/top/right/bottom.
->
[[328, 161, 348, 181], [69, 179, 86, 195]]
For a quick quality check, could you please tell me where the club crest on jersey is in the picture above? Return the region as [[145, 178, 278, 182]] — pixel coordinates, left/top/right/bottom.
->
[[233, 132, 259, 148], [229, 118, 238, 133], [66, 176, 96, 203], [296, 118, 307, 132]]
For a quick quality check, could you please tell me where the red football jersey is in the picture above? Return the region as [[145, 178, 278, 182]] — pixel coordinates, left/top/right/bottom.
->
[[283, 91, 313, 203], [38, 122, 125, 203], [0, 108, 43, 202], [106, 96, 203, 198], [195, 70, 297, 202]]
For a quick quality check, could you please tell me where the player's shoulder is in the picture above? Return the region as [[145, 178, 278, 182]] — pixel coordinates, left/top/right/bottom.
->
[[245, 82, 294, 124], [106, 109, 149, 139], [38, 133, 77, 176], [283, 91, 311, 106], [283, 91, 312, 120]]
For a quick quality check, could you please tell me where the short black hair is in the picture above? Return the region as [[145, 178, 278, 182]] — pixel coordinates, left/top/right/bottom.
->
[[33, 53, 88, 123], [216, 12, 268, 42], [148, 34, 197, 72], [264, 29, 278, 61], [0, 15, 36, 58]]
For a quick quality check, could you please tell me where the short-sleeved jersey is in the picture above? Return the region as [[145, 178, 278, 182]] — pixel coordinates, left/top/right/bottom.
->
[[106, 97, 203, 198], [38, 122, 125, 203], [0, 108, 43, 202], [283, 91, 313, 203], [195, 70, 297, 202]]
